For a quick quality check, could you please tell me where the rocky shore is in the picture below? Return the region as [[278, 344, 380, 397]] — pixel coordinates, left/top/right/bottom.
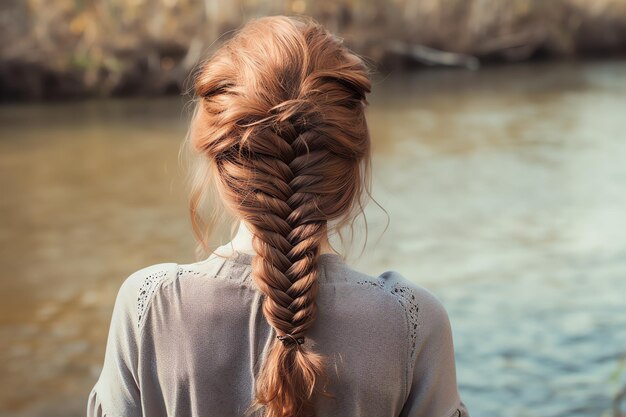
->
[[2, 0, 626, 100]]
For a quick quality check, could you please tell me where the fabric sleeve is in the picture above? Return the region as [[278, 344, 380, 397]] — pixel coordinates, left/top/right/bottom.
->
[[399, 284, 469, 417], [87, 270, 143, 417]]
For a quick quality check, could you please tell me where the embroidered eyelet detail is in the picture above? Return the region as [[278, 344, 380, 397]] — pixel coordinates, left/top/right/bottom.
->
[[176, 266, 202, 279], [356, 278, 385, 290], [390, 283, 419, 360], [356, 278, 419, 361], [137, 269, 168, 328]]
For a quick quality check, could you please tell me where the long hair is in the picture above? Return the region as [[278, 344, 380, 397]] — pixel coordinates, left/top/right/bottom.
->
[[186, 15, 373, 417]]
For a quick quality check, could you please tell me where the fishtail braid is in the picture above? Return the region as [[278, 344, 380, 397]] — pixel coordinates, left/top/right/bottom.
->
[[188, 14, 373, 417]]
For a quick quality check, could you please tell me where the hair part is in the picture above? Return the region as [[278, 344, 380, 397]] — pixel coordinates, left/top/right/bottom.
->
[[186, 14, 374, 417]]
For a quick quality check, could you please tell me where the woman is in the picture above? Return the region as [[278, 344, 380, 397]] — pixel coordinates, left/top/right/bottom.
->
[[87, 14, 469, 417]]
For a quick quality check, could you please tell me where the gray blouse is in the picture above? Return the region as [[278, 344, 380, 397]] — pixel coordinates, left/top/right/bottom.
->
[[87, 246, 469, 417]]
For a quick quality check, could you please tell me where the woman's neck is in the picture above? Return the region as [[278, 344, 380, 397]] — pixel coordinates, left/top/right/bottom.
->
[[216, 221, 335, 256]]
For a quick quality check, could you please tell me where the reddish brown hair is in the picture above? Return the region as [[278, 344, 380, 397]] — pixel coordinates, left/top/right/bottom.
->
[[186, 14, 373, 417]]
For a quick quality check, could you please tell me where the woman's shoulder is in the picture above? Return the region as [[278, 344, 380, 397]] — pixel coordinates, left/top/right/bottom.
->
[[345, 266, 449, 321], [114, 261, 180, 331], [116, 254, 241, 329], [120, 261, 180, 297], [343, 266, 453, 361]]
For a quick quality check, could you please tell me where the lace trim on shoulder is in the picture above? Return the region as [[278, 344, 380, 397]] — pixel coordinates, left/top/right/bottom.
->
[[355, 278, 420, 361], [391, 283, 419, 360], [136, 268, 169, 329], [176, 264, 203, 279]]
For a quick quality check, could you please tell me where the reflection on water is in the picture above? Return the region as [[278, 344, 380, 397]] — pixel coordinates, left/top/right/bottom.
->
[[1, 61, 625, 416]]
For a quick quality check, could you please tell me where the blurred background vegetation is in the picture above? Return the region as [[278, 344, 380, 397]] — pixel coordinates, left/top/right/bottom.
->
[[2, 0, 626, 99], [1, 1, 626, 417]]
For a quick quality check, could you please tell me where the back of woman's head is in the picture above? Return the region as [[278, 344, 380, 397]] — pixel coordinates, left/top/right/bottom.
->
[[187, 14, 372, 417]]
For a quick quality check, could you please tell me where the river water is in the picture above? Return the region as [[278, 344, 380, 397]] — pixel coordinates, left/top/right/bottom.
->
[[1, 60, 625, 416]]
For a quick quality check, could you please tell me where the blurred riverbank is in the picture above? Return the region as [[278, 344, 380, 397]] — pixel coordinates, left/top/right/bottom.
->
[[2, 0, 626, 100], [1, 60, 625, 416]]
